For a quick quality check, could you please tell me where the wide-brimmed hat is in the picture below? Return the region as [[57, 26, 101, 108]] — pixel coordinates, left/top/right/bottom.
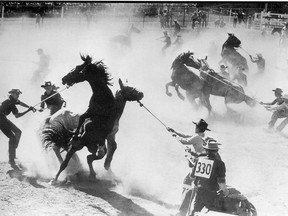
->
[[203, 137, 221, 150], [256, 53, 263, 57], [36, 48, 43, 53], [41, 81, 52, 88], [8, 89, 22, 95], [220, 65, 228, 69], [272, 88, 283, 94], [193, 119, 211, 131]]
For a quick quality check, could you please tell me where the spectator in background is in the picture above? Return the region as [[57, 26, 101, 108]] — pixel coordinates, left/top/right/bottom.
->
[[32, 48, 50, 83], [233, 12, 238, 28], [159, 12, 165, 28], [35, 13, 41, 28], [173, 19, 181, 37], [191, 12, 199, 29]]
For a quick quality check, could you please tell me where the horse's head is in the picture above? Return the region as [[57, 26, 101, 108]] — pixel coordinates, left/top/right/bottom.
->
[[62, 54, 92, 86], [197, 56, 210, 71], [245, 95, 257, 107], [62, 54, 112, 87], [173, 51, 201, 69], [118, 79, 144, 102], [225, 33, 241, 48]]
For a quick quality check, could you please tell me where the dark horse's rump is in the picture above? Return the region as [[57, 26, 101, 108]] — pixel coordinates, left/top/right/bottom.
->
[[221, 33, 248, 73]]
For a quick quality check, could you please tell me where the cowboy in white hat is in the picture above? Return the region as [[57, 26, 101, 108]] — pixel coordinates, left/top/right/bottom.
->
[[0, 89, 36, 169], [249, 53, 265, 73], [189, 137, 228, 216]]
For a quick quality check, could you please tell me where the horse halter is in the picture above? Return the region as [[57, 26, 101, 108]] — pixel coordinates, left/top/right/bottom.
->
[[120, 86, 143, 101]]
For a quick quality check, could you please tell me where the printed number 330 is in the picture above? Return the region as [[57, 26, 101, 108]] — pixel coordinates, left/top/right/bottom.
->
[[194, 158, 214, 179]]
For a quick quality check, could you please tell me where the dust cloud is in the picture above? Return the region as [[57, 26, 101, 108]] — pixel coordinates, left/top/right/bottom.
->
[[0, 14, 288, 215]]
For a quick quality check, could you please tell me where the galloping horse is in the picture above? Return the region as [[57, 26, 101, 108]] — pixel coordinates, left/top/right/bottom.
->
[[110, 24, 141, 49], [198, 58, 256, 113], [50, 55, 137, 183], [220, 33, 249, 73], [165, 51, 206, 109], [42, 79, 143, 177]]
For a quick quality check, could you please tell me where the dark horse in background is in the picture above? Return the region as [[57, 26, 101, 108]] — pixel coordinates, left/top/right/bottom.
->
[[220, 33, 249, 73], [198, 57, 256, 114], [51, 55, 143, 183], [110, 24, 141, 49], [165, 51, 206, 110]]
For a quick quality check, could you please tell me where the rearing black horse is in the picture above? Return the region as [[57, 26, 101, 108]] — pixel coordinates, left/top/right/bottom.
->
[[52, 55, 116, 183], [220, 33, 249, 73]]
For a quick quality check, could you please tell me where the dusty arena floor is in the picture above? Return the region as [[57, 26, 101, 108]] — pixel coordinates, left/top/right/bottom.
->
[[0, 16, 288, 216]]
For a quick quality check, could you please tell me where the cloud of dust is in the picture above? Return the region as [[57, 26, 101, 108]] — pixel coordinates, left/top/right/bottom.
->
[[0, 12, 287, 211]]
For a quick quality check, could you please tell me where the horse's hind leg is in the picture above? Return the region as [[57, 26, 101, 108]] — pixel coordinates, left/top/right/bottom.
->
[[175, 84, 185, 100], [53, 146, 78, 183], [87, 147, 106, 181], [185, 91, 198, 110], [53, 146, 63, 164], [104, 135, 117, 170]]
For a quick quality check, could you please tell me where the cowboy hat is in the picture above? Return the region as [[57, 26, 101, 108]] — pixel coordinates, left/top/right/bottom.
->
[[272, 88, 283, 94], [193, 119, 211, 131], [8, 89, 22, 95], [36, 48, 43, 53], [41, 81, 52, 88], [203, 137, 221, 150], [220, 65, 228, 69], [256, 53, 263, 57]]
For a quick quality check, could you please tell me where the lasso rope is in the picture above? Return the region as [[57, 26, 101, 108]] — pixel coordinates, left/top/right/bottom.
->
[[199, 68, 261, 104], [32, 86, 69, 108]]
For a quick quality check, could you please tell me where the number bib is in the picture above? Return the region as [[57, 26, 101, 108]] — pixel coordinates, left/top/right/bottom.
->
[[194, 158, 214, 179]]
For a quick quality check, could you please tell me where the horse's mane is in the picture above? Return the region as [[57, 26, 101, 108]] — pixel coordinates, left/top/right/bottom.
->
[[171, 52, 194, 69], [91, 60, 113, 86]]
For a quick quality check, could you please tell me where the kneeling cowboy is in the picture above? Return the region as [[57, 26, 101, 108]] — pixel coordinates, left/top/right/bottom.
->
[[0, 89, 36, 168], [39, 81, 66, 115]]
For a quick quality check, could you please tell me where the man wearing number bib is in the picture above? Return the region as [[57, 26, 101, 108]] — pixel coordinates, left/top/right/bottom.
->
[[189, 139, 228, 216], [167, 119, 214, 216]]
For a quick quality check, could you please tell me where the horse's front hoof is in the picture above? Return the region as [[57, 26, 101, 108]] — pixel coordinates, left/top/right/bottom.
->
[[49, 178, 58, 186], [178, 95, 185, 100], [166, 92, 172, 97]]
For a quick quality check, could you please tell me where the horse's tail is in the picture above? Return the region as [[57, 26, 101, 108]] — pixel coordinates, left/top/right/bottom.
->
[[41, 121, 73, 151]]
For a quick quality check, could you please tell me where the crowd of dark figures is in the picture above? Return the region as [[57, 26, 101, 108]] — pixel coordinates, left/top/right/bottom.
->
[[4, 19, 288, 216]]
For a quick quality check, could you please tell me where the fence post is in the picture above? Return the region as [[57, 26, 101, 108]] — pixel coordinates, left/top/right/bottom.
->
[[61, 6, 64, 19], [1, 6, 4, 27], [182, 7, 185, 26], [228, 9, 232, 25]]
